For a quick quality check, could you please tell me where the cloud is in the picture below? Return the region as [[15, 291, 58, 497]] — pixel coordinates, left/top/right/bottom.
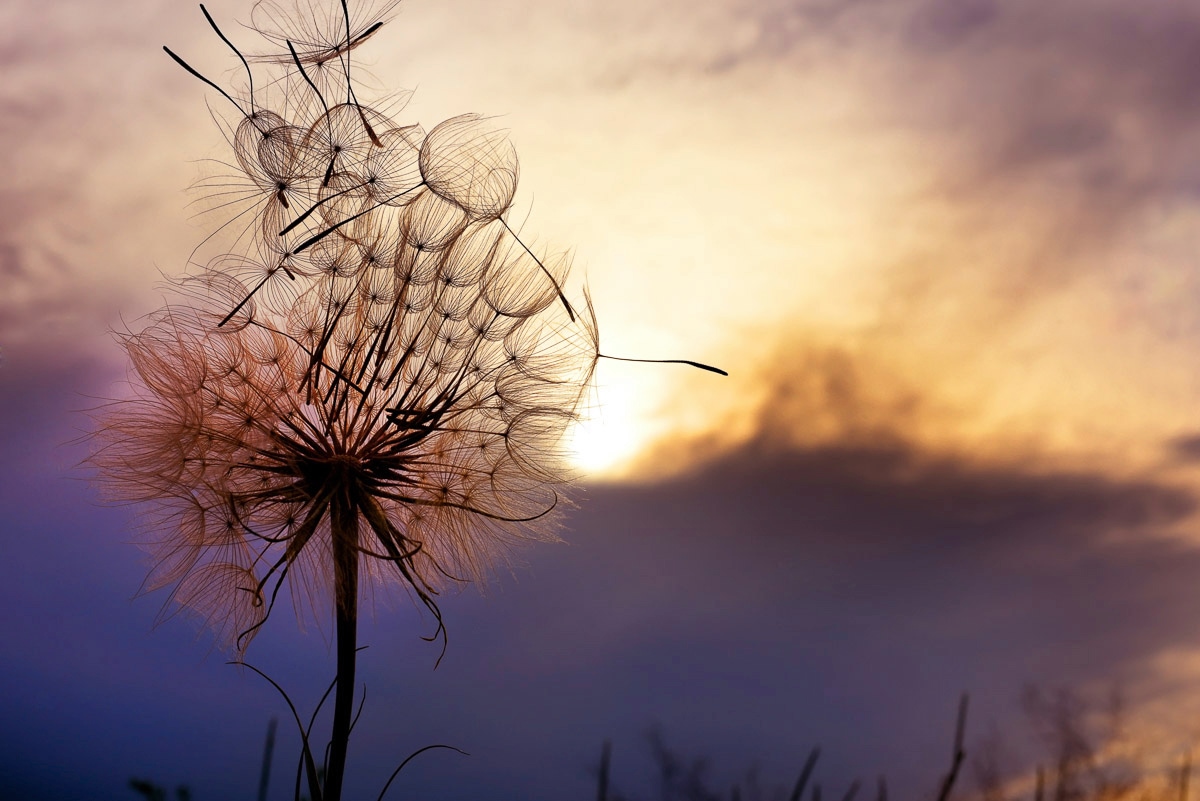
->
[[449, 0, 1200, 480], [400, 397, 1200, 796], [371, 334, 1200, 792], [601, 0, 1200, 277], [906, 0, 998, 48], [1168, 434, 1200, 465], [0, 1, 238, 365]]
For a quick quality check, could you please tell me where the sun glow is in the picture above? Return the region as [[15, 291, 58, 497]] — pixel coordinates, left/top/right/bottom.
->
[[565, 384, 650, 479]]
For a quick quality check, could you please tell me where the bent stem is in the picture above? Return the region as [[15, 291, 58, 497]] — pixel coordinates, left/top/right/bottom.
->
[[325, 487, 360, 801]]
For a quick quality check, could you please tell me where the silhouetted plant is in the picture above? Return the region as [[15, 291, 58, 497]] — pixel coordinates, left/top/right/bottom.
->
[[970, 684, 1193, 801], [129, 778, 190, 801], [592, 731, 832, 801], [258, 717, 278, 801], [646, 724, 724, 801], [91, 2, 721, 800], [594, 698, 966, 801]]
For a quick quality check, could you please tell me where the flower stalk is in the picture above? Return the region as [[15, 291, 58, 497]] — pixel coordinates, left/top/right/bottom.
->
[[328, 486, 359, 801], [91, 2, 722, 797]]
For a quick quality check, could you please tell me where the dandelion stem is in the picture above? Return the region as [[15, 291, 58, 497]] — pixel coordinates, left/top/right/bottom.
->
[[324, 488, 360, 801]]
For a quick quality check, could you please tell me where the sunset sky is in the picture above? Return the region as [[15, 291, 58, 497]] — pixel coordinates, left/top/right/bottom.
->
[[7, 0, 1200, 798]]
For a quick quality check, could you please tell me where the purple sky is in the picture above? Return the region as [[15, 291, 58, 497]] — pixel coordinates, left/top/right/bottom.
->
[[8, 0, 1200, 799], [9, 351, 1200, 799]]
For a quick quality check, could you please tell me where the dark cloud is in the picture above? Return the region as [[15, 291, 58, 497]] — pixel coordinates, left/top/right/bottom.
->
[[828, 2, 1200, 356], [694, 0, 1200, 218], [0, 340, 110, 462], [581, 0, 1200, 356], [596, 426, 1197, 669], [320, 426, 1195, 799], [471, 437, 1200, 794], [893, 2, 1200, 209], [0, 242, 24, 277], [906, 0, 997, 49], [431, 343, 1200, 795], [0, 1, 221, 356], [1167, 433, 1200, 464]]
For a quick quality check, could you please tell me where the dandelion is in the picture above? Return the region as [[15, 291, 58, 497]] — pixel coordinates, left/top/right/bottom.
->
[[95, 222, 595, 655], [92, 2, 721, 798]]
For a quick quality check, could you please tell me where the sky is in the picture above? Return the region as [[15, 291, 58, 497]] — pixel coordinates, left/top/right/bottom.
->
[[6, 0, 1200, 798]]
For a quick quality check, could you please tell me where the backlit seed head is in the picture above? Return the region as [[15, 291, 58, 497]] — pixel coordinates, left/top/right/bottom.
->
[[93, 0, 600, 656]]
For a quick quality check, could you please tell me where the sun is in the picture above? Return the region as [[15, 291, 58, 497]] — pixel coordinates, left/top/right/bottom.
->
[[565, 384, 648, 479]]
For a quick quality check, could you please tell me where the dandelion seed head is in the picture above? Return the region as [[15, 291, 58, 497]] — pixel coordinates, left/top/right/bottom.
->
[[92, 1, 599, 655]]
